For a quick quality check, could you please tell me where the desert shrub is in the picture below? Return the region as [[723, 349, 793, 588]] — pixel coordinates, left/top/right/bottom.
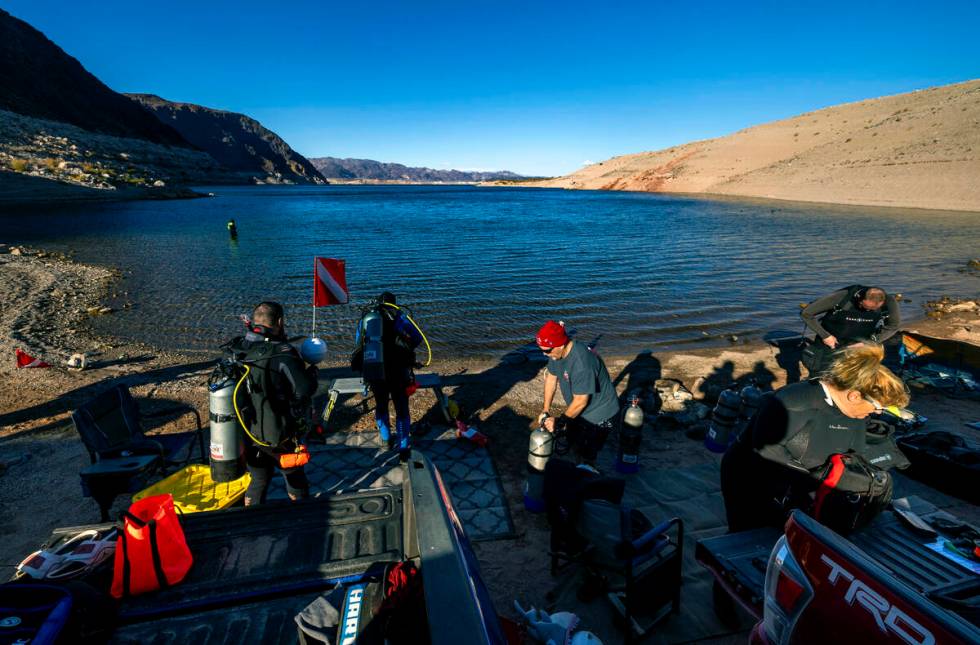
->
[[43, 157, 58, 170], [9, 158, 28, 172]]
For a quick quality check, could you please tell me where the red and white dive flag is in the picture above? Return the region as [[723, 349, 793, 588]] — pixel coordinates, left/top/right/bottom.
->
[[16, 348, 50, 368], [313, 257, 349, 306]]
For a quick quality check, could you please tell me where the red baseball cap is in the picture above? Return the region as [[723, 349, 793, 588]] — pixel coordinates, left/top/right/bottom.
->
[[536, 320, 569, 349]]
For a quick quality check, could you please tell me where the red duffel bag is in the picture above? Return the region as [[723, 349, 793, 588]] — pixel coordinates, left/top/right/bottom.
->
[[111, 493, 193, 599]]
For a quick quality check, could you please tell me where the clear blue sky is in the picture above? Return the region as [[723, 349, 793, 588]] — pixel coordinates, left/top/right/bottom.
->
[[5, 1, 979, 176]]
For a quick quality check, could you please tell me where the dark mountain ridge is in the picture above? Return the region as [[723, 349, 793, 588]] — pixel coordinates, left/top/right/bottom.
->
[[0, 9, 187, 147], [129, 94, 326, 185], [309, 157, 525, 183]]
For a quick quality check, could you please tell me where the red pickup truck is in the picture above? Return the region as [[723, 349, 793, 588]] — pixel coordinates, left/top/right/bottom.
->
[[697, 497, 980, 644]]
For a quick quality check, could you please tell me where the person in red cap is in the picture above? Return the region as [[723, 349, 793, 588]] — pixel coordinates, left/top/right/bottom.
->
[[535, 320, 620, 466]]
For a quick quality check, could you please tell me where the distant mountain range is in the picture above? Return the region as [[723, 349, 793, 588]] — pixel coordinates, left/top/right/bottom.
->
[[129, 94, 325, 185], [309, 157, 525, 183], [1, 6, 523, 199]]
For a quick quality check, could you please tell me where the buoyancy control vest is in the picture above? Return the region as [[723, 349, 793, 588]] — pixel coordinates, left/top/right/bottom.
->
[[229, 336, 315, 448], [352, 304, 421, 380], [819, 285, 888, 344], [742, 379, 867, 474]]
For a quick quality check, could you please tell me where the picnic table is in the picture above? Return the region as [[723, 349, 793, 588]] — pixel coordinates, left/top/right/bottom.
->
[[318, 373, 452, 428]]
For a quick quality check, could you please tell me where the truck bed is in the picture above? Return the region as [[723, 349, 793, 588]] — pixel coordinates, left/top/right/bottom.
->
[[35, 489, 401, 644], [113, 593, 326, 644], [696, 496, 980, 626], [33, 451, 505, 645], [115, 487, 402, 623]]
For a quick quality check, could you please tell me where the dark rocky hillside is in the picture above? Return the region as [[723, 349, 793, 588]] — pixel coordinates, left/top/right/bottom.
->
[[0, 9, 187, 146], [310, 157, 524, 182], [129, 94, 326, 185]]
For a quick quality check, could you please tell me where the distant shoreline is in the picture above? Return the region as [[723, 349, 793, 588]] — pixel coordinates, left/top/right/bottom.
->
[[0, 170, 210, 208], [4, 174, 980, 215], [494, 183, 980, 215]]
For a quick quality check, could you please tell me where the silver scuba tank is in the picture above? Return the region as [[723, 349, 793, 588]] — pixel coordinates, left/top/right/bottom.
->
[[524, 426, 554, 513], [361, 310, 385, 382], [208, 371, 245, 482], [616, 397, 644, 473]]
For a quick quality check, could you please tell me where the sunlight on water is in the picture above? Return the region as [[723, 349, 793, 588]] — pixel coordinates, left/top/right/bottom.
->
[[2, 186, 978, 358]]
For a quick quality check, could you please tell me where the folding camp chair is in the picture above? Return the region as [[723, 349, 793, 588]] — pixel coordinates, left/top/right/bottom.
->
[[71, 385, 205, 520], [566, 502, 683, 643], [544, 460, 682, 643]]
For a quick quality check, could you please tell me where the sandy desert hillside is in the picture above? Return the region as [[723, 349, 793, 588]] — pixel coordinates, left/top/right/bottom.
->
[[536, 79, 980, 212]]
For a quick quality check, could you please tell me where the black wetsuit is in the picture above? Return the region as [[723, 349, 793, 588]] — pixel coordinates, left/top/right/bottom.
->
[[720, 379, 866, 532], [228, 330, 318, 503], [800, 286, 900, 374]]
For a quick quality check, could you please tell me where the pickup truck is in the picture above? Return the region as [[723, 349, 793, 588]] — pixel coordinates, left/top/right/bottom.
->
[[696, 496, 980, 644], [30, 451, 507, 645]]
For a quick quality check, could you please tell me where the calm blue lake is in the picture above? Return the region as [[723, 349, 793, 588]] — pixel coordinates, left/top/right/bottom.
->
[[2, 185, 978, 358]]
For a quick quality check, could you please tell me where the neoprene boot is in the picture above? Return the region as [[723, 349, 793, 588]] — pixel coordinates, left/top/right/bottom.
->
[[396, 418, 412, 456], [376, 418, 391, 443]]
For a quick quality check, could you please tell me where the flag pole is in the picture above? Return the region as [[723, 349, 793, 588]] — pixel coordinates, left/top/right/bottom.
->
[[312, 257, 317, 337]]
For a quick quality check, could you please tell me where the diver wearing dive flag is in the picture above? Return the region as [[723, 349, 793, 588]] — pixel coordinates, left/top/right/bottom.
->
[[226, 301, 318, 505], [351, 292, 427, 454], [535, 320, 619, 467], [800, 285, 900, 375]]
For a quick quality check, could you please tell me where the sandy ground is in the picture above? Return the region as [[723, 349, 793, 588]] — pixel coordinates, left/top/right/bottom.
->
[[1, 249, 978, 642], [514, 79, 980, 213]]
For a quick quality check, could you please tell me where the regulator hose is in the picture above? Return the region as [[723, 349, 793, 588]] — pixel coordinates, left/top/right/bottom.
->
[[232, 364, 272, 447]]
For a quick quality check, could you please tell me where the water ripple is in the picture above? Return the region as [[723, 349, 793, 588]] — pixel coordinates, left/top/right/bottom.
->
[[1, 185, 978, 358]]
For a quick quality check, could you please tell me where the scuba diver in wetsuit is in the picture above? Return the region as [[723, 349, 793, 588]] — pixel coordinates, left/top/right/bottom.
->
[[351, 292, 425, 454], [800, 285, 900, 375], [720, 342, 909, 533], [227, 301, 318, 505]]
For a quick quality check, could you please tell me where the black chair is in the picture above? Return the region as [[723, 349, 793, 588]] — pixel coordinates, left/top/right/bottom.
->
[[544, 460, 683, 643], [567, 501, 683, 643], [71, 385, 205, 520]]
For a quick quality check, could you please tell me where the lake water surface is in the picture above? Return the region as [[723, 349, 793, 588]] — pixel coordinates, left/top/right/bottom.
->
[[3, 185, 978, 358]]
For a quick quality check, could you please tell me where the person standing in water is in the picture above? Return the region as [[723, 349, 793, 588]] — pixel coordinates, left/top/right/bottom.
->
[[227, 218, 238, 238]]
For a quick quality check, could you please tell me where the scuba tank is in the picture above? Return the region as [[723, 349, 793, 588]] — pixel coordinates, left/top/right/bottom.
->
[[705, 389, 741, 453], [360, 310, 385, 382], [524, 425, 554, 513], [208, 362, 245, 482], [616, 396, 644, 474], [739, 385, 764, 426]]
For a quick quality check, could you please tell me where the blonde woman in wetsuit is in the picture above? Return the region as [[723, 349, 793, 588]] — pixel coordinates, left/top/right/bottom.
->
[[720, 342, 908, 532]]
